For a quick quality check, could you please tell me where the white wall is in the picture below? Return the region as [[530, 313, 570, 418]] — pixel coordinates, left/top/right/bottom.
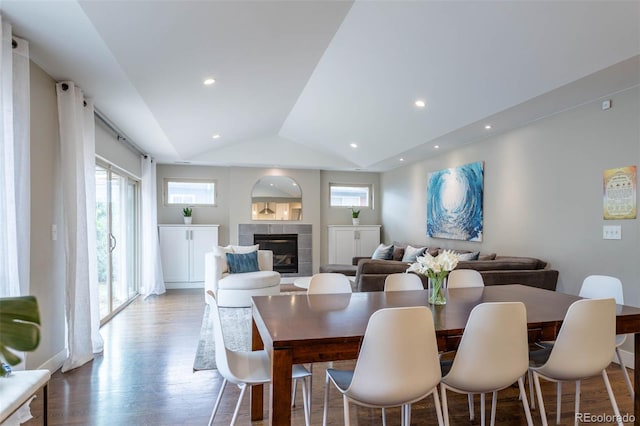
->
[[381, 86, 640, 351], [28, 62, 66, 370], [95, 120, 142, 178]]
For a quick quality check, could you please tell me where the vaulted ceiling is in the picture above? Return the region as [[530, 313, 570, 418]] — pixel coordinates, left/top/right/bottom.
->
[[2, 1, 639, 171]]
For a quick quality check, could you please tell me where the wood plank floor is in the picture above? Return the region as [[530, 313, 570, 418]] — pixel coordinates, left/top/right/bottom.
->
[[24, 289, 635, 425]]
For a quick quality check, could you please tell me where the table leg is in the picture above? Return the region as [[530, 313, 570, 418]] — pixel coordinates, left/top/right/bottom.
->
[[251, 318, 264, 421], [270, 348, 293, 425], [635, 333, 639, 426], [43, 383, 48, 426]]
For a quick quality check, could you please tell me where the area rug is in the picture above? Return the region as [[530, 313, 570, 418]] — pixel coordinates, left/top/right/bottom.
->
[[193, 305, 252, 371], [193, 287, 305, 371]]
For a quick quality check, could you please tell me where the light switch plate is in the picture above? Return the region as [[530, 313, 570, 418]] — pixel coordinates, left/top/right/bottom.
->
[[603, 225, 621, 240]]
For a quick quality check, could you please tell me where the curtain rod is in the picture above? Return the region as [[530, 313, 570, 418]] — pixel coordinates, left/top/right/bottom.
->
[[94, 108, 146, 157]]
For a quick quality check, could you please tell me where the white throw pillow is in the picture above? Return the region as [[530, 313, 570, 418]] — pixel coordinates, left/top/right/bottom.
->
[[213, 245, 233, 273], [401, 245, 427, 262], [231, 244, 259, 254]]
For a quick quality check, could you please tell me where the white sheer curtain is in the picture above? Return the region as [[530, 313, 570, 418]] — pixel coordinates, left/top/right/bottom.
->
[[140, 155, 165, 298], [56, 81, 103, 372], [0, 15, 29, 298]]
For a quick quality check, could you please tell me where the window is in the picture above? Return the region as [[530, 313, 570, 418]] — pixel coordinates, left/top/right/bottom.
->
[[330, 184, 372, 207], [164, 178, 216, 206]]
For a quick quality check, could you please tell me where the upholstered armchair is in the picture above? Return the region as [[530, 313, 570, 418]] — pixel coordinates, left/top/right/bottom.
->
[[204, 249, 281, 307]]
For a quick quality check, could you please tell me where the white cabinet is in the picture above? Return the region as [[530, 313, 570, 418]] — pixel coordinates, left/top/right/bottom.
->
[[159, 225, 219, 286], [328, 225, 381, 264]]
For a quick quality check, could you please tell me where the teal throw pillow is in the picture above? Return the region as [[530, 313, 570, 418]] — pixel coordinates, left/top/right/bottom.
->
[[371, 243, 394, 260], [226, 251, 260, 273]]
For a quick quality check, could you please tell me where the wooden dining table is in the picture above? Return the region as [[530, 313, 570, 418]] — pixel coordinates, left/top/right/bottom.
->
[[250, 284, 640, 425]]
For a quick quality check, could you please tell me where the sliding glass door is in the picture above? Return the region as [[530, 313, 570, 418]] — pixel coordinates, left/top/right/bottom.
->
[[96, 162, 139, 322]]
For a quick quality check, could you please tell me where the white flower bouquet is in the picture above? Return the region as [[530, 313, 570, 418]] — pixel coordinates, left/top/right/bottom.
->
[[407, 249, 459, 304]]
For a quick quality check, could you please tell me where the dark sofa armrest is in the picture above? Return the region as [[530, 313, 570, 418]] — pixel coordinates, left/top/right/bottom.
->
[[356, 258, 410, 275], [352, 256, 372, 266]]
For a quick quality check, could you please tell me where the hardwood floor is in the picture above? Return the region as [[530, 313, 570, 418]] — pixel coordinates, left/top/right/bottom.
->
[[25, 289, 635, 425]]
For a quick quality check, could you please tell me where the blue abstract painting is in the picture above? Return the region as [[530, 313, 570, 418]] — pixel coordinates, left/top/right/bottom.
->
[[427, 161, 483, 241]]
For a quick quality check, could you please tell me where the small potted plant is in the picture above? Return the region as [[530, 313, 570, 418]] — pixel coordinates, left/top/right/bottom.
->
[[351, 208, 360, 225], [0, 295, 41, 376], [183, 207, 193, 224]]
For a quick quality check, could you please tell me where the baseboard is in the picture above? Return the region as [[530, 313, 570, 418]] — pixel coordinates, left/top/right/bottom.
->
[[165, 281, 204, 289], [616, 348, 635, 369], [38, 349, 67, 373]]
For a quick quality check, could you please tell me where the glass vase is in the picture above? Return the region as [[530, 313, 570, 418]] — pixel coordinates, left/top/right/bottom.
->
[[428, 275, 448, 305]]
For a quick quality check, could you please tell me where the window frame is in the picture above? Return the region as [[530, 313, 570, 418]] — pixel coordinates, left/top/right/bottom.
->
[[163, 178, 217, 207], [329, 183, 374, 209]]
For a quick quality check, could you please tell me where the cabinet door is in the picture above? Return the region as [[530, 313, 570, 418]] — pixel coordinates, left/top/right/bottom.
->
[[159, 227, 190, 282], [355, 227, 381, 258], [190, 227, 219, 281], [330, 228, 356, 264]]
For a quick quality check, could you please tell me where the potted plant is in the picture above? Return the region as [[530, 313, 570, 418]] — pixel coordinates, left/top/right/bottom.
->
[[351, 208, 361, 225], [0, 295, 41, 376], [183, 207, 193, 224]]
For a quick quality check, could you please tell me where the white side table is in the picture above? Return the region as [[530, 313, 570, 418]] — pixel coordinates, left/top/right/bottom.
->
[[0, 369, 50, 425]]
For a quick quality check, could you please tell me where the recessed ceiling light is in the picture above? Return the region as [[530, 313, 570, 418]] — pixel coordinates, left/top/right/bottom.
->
[[434, 145, 440, 149], [212, 134, 220, 139], [484, 124, 492, 130], [203, 78, 215, 86], [399, 158, 404, 162], [350, 143, 358, 148], [415, 100, 426, 108]]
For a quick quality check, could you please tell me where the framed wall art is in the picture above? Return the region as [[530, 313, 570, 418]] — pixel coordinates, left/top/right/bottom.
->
[[427, 161, 484, 241]]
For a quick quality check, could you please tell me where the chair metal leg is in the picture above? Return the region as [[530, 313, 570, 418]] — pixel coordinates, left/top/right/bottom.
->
[[441, 384, 450, 426], [405, 403, 412, 426], [433, 387, 444, 426], [528, 370, 536, 410], [480, 393, 486, 426], [601, 369, 623, 426], [573, 381, 580, 426], [292, 378, 298, 407], [533, 373, 549, 426], [468, 393, 475, 420], [616, 347, 635, 399], [343, 394, 351, 426], [490, 391, 497, 426], [382, 407, 387, 426], [323, 372, 330, 426], [301, 376, 310, 426], [208, 378, 227, 426], [518, 376, 534, 426], [230, 384, 247, 426], [556, 381, 562, 424]]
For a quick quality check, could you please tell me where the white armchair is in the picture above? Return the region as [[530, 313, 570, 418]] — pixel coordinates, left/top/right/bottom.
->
[[204, 249, 281, 307]]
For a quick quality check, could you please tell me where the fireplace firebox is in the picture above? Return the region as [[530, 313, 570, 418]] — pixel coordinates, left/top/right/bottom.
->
[[254, 234, 298, 274]]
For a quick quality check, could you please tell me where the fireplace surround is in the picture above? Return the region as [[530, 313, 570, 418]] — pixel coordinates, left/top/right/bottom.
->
[[238, 224, 311, 276]]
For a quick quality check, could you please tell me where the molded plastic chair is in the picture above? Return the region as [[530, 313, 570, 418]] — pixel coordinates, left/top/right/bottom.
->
[[447, 269, 484, 288], [206, 290, 311, 426], [384, 273, 424, 292], [579, 275, 633, 398], [307, 273, 352, 294], [440, 302, 533, 426], [322, 306, 444, 426], [529, 298, 622, 426]]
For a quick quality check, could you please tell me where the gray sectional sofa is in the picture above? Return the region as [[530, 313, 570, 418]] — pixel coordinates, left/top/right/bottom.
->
[[321, 245, 559, 292]]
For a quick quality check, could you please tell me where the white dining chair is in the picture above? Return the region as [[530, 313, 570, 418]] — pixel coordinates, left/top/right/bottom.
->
[[322, 306, 444, 426], [579, 275, 633, 398], [447, 269, 484, 288], [440, 302, 533, 426], [307, 273, 353, 294], [529, 297, 622, 426], [384, 273, 424, 292], [206, 290, 312, 426]]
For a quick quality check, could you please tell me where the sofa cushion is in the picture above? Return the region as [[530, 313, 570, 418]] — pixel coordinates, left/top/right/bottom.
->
[[457, 251, 480, 261], [372, 243, 394, 260], [478, 253, 497, 261], [392, 247, 405, 261], [231, 244, 259, 254], [401, 245, 427, 262], [218, 270, 280, 290], [226, 251, 260, 273]]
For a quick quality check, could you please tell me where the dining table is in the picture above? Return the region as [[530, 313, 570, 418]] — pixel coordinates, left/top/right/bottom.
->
[[250, 284, 640, 425]]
